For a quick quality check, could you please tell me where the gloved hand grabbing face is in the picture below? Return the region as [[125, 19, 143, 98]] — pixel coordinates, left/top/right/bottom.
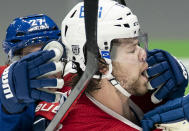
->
[[0, 41, 65, 113], [146, 49, 188, 104]]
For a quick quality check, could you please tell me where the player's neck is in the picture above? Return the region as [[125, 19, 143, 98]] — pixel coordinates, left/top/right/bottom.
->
[[89, 78, 132, 118]]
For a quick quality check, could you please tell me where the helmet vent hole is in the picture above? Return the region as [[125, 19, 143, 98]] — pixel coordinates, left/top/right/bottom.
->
[[65, 25, 68, 36], [70, 10, 77, 18], [124, 24, 130, 28], [52, 26, 58, 30], [11, 39, 21, 43], [127, 12, 131, 16], [57, 32, 61, 36], [117, 17, 123, 20], [134, 31, 136, 34], [104, 42, 108, 50], [134, 22, 139, 26], [114, 24, 121, 27], [73, 56, 76, 61], [105, 47, 109, 50], [16, 32, 25, 36]]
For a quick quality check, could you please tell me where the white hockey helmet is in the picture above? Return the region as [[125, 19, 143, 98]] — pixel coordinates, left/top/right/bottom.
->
[[61, 0, 147, 97]]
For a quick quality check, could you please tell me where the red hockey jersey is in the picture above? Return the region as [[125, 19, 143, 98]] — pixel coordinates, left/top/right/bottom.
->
[[35, 73, 163, 131], [61, 94, 141, 131]]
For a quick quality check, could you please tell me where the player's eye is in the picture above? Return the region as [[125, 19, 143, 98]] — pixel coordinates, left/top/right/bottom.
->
[[129, 48, 136, 53]]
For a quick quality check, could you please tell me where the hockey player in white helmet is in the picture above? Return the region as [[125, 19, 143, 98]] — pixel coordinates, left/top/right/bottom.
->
[[62, 0, 148, 130], [59, 0, 188, 130], [33, 1, 148, 130]]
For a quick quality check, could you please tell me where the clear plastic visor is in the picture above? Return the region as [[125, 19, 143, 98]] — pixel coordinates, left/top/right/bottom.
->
[[110, 33, 148, 64]]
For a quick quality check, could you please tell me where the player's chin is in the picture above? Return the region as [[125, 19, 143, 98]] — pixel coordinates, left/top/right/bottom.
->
[[135, 80, 148, 96], [131, 84, 148, 96], [136, 86, 148, 96]]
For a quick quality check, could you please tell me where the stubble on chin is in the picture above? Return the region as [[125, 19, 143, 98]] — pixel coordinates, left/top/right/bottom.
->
[[118, 76, 148, 96]]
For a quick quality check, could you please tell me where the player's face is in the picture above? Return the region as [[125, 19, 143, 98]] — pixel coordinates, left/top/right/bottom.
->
[[22, 44, 43, 56], [111, 38, 148, 96]]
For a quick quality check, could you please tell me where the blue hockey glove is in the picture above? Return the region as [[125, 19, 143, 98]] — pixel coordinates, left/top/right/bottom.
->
[[141, 94, 189, 131], [147, 49, 188, 104], [0, 41, 65, 113]]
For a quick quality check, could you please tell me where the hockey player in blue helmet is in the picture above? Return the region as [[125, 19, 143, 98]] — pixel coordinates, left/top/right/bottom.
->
[[3, 14, 61, 63], [0, 14, 66, 131]]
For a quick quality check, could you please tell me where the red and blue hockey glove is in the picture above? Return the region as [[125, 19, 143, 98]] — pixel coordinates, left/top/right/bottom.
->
[[147, 49, 188, 104]]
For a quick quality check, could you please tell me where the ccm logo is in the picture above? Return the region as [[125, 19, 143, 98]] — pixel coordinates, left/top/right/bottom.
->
[[1, 66, 13, 99]]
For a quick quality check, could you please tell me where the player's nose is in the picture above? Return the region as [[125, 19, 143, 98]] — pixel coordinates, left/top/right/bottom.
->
[[139, 48, 147, 62]]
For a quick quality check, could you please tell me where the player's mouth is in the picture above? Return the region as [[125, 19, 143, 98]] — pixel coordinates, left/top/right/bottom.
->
[[141, 65, 148, 82]]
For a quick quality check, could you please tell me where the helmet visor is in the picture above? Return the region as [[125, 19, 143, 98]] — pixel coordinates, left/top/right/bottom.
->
[[138, 33, 148, 51], [109, 33, 148, 64]]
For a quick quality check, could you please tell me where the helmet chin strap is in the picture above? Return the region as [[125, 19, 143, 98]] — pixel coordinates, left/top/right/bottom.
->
[[107, 74, 131, 97], [93, 62, 131, 97]]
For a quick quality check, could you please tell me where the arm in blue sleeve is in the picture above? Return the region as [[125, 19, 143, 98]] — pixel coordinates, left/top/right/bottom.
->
[[0, 102, 36, 131]]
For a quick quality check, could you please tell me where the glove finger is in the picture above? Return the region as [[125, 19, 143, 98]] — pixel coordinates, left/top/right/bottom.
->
[[151, 79, 175, 104], [171, 58, 188, 85], [144, 96, 183, 119], [147, 52, 166, 66], [149, 70, 172, 88], [147, 61, 169, 77], [30, 78, 64, 89], [29, 61, 63, 79], [159, 107, 185, 123], [147, 49, 159, 56], [141, 119, 154, 131], [20, 50, 44, 62], [28, 50, 55, 69], [183, 95, 189, 121], [31, 89, 56, 102], [38, 61, 65, 78], [143, 108, 184, 130], [31, 89, 64, 103]]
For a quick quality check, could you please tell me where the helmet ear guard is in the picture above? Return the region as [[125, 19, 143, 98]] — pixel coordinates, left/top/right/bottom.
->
[[3, 14, 61, 59]]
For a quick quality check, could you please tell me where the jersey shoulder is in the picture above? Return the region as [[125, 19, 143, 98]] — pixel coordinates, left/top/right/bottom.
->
[[61, 94, 139, 131], [0, 65, 8, 77]]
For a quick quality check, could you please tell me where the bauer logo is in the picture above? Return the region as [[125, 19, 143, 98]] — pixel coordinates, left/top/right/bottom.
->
[[1, 66, 13, 99], [101, 51, 110, 59], [72, 45, 80, 55], [79, 6, 103, 18]]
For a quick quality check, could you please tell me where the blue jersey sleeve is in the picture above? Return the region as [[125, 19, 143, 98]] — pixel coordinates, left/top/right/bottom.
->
[[0, 102, 36, 131]]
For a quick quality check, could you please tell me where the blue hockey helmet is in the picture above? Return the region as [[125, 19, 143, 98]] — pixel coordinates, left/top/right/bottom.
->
[[2, 14, 61, 57]]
